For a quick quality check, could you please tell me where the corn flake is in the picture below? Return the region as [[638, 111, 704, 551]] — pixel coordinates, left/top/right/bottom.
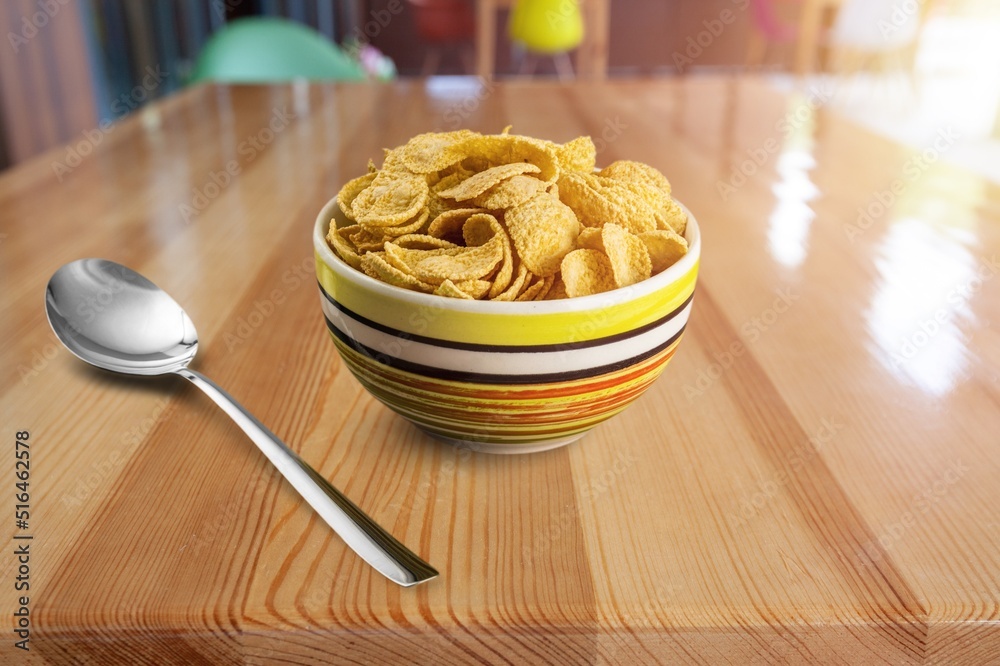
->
[[599, 160, 672, 196], [557, 172, 656, 234], [556, 136, 597, 173], [327, 130, 689, 300], [393, 234, 461, 250], [505, 195, 580, 277], [437, 162, 541, 201], [427, 207, 487, 244], [337, 172, 376, 221], [639, 229, 688, 273], [462, 214, 514, 298], [602, 223, 651, 288], [360, 253, 435, 292], [352, 172, 429, 227], [472, 175, 549, 209], [327, 223, 363, 269], [434, 279, 475, 299], [491, 263, 529, 301], [401, 130, 477, 173], [560, 249, 617, 297]]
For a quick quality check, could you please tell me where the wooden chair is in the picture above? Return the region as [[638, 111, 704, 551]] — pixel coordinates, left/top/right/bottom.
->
[[475, 0, 609, 79], [794, 0, 934, 77], [793, 0, 846, 75], [407, 0, 477, 76], [508, 0, 583, 80], [745, 0, 804, 69], [825, 0, 935, 80]]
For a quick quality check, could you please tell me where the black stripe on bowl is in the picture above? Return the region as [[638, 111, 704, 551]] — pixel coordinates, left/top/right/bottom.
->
[[325, 315, 686, 385], [318, 281, 693, 354]]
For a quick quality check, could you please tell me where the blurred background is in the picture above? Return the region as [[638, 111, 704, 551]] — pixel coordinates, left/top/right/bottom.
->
[[1, 0, 999, 181]]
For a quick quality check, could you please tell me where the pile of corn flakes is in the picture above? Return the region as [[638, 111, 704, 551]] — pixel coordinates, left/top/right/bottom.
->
[[327, 129, 688, 300]]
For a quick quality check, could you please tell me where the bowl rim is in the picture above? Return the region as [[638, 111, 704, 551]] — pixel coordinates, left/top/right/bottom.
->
[[313, 195, 700, 314]]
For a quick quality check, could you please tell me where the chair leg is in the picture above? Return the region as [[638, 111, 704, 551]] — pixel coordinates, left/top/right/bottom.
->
[[459, 45, 476, 77], [745, 29, 767, 70], [795, 0, 823, 76], [554, 52, 575, 81], [518, 52, 537, 76], [421, 48, 442, 77], [476, 0, 497, 79], [831, 48, 862, 105], [903, 45, 921, 103], [893, 53, 912, 110]]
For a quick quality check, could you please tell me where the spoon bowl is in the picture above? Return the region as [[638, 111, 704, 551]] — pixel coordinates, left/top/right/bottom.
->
[[46, 259, 198, 374], [45, 258, 437, 587]]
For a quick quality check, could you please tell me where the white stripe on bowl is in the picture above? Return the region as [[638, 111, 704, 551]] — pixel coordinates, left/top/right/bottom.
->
[[320, 295, 691, 376]]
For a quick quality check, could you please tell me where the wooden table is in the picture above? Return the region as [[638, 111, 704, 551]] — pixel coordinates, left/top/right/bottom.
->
[[475, 0, 610, 79], [2, 78, 999, 664]]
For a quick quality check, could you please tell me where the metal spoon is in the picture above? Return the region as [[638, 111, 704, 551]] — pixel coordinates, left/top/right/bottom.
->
[[45, 258, 438, 587]]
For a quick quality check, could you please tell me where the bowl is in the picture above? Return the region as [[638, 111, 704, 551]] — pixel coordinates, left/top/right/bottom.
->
[[313, 197, 700, 454]]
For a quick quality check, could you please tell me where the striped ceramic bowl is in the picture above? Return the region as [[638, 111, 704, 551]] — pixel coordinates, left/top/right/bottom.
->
[[313, 198, 700, 454]]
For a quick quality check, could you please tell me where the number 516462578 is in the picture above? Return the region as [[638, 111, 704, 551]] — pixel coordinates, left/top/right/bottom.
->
[[15, 431, 30, 527]]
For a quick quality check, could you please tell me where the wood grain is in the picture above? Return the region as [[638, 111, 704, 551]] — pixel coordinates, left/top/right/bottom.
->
[[1, 78, 999, 664]]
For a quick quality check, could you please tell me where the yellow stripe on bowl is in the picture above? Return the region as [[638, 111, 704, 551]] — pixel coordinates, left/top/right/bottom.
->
[[315, 255, 697, 346], [313, 194, 701, 347]]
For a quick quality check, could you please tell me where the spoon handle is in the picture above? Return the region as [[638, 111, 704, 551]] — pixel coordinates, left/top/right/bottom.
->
[[175, 368, 438, 587]]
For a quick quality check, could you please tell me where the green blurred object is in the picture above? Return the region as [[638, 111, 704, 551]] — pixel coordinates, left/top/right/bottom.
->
[[508, 0, 584, 54], [190, 17, 366, 83]]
